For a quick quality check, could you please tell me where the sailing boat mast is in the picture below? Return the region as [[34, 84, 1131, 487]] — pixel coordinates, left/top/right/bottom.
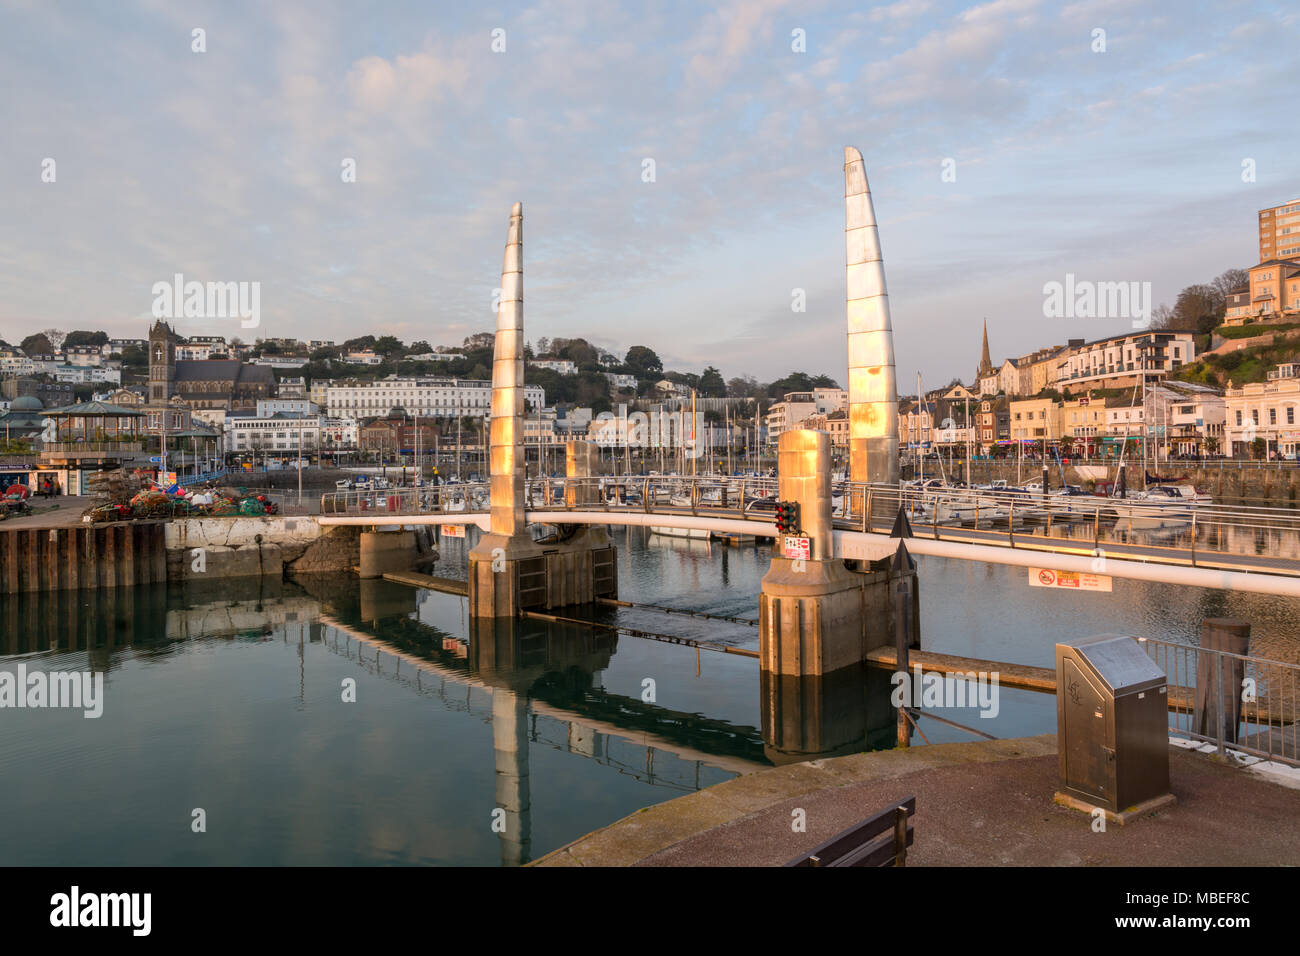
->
[[691, 389, 698, 482]]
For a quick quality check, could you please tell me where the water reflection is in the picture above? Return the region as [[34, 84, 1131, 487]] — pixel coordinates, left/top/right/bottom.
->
[[3, 521, 1298, 866]]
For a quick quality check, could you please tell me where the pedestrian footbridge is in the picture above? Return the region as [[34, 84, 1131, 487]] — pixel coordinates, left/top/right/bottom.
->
[[316, 476, 1300, 597]]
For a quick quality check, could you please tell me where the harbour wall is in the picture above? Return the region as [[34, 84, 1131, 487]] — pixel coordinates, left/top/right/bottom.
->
[[0, 516, 437, 593]]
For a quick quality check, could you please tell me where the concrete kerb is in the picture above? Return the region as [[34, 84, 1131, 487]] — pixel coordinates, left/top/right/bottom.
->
[[531, 734, 1057, 867]]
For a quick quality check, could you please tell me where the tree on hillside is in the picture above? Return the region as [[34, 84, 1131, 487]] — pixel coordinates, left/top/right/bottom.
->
[[625, 345, 662, 375], [1150, 303, 1175, 329], [463, 332, 495, 351], [120, 344, 148, 369], [64, 330, 109, 348], [409, 340, 432, 354], [767, 371, 817, 396], [1172, 284, 1225, 335], [699, 366, 726, 397], [1212, 268, 1250, 298], [727, 375, 759, 398], [555, 337, 599, 370], [20, 333, 53, 355]]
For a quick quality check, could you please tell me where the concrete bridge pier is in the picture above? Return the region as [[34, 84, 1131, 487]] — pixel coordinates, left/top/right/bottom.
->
[[759, 429, 918, 757], [467, 204, 615, 617]]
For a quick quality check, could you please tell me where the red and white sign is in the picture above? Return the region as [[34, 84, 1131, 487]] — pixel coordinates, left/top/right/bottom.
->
[[441, 524, 466, 538], [1028, 567, 1112, 592], [782, 535, 811, 560]]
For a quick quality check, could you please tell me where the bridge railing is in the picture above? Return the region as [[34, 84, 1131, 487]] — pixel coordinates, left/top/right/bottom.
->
[[843, 481, 1300, 573], [526, 474, 779, 517], [317, 473, 1300, 575], [1138, 635, 1300, 768], [319, 482, 489, 515]]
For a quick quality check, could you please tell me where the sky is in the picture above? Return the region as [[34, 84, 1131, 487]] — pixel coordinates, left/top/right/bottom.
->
[[1, 0, 1298, 390]]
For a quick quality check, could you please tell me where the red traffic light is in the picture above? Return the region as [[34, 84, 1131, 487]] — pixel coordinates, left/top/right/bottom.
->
[[775, 500, 800, 534]]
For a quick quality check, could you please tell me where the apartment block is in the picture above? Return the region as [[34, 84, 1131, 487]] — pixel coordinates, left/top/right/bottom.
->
[[1259, 199, 1300, 261], [1055, 330, 1196, 395]]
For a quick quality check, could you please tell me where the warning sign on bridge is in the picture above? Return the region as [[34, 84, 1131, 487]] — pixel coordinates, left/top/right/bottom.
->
[[1028, 567, 1112, 592], [782, 536, 811, 560], [441, 524, 466, 538]]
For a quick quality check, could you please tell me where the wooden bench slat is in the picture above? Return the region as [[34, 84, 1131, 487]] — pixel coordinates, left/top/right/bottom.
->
[[784, 796, 916, 868], [828, 824, 913, 867]]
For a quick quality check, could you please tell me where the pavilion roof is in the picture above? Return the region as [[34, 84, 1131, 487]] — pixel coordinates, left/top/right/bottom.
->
[[44, 400, 146, 418]]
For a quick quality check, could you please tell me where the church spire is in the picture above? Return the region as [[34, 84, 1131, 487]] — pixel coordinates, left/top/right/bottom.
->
[[977, 318, 993, 381]]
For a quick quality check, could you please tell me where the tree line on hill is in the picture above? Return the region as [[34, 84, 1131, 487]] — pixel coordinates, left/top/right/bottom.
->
[[1149, 268, 1249, 336]]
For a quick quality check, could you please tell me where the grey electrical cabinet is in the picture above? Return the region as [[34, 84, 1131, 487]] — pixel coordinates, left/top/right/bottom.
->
[[1056, 634, 1170, 812]]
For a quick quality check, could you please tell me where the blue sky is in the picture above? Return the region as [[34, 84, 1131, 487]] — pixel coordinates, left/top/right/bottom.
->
[[1, 0, 1298, 387]]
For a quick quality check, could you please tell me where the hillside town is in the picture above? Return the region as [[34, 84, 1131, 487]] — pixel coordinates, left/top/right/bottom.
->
[[4, 198, 1300, 496]]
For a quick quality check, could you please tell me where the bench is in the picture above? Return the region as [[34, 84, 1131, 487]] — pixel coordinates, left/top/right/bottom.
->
[[784, 796, 916, 867]]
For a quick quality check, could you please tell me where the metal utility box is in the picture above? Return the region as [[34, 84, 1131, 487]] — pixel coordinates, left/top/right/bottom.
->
[[1056, 634, 1170, 812]]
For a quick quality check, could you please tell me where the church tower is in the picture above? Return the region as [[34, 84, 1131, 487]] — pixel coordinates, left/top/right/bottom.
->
[[975, 318, 994, 383], [149, 320, 176, 404]]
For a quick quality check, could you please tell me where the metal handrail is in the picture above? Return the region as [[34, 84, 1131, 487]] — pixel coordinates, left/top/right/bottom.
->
[[310, 473, 1300, 575], [1138, 635, 1299, 767]]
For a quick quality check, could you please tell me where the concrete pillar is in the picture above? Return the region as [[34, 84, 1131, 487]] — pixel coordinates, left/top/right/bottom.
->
[[565, 440, 602, 511], [759, 430, 866, 676], [468, 202, 543, 618], [760, 430, 919, 756], [844, 146, 899, 487], [358, 529, 417, 579], [557, 439, 610, 556]]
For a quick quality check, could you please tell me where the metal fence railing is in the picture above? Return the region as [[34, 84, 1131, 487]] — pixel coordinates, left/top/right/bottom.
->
[[319, 483, 489, 515], [314, 474, 1300, 577], [1138, 635, 1300, 767], [178, 468, 228, 487]]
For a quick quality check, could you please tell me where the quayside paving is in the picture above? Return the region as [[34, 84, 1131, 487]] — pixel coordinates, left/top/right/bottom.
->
[[532, 735, 1300, 867]]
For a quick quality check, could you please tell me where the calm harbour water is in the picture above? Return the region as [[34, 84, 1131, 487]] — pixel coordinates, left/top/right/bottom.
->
[[1, 524, 1297, 866]]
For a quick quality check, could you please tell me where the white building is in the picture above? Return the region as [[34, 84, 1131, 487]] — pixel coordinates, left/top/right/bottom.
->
[[52, 365, 122, 385], [0, 351, 35, 376], [62, 346, 103, 367], [325, 378, 544, 421], [342, 349, 382, 365], [604, 372, 638, 390], [1147, 383, 1225, 456], [249, 356, 309, 369], [1225, 367, 1300, 457], [531, 359, 578, 375], [256, 398, 318, 417], [177, 342, 218, 360], [765, 388, 847, 440], [103, 338, 147, 357], [1055, 330, 1197, 393], [224, 412, 331, 454]]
